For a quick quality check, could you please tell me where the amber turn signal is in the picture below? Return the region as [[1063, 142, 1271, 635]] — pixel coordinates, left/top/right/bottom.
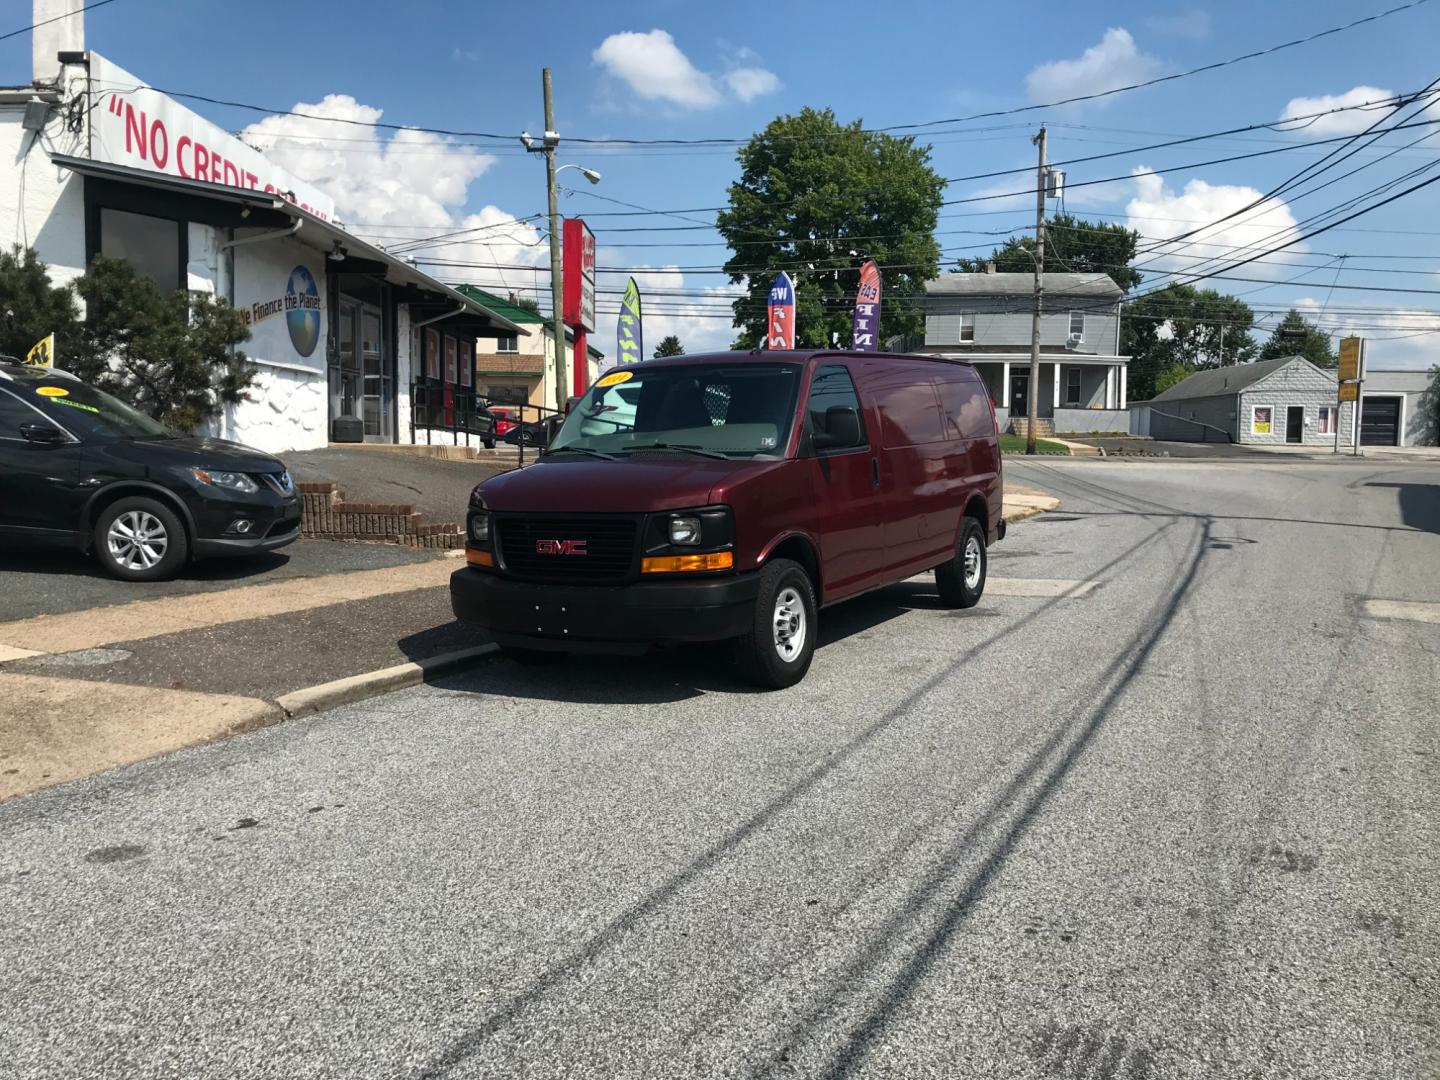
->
[[641, 551, 734, 574], [466, 548, 495, 567]]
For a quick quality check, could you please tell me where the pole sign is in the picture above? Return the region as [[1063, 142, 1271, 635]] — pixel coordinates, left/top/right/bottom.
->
[[87, 54, 335, 220], [851, 260, 881, 351], [562, 218, 596, 334], [617, 277, 643, 365], [767, 271, 796, 350], [1338, 336, 1364, 383]]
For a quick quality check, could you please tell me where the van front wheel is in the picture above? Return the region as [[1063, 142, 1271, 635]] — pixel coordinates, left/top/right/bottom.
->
[[936, 516, 987, 608], [735, 558, 816, 689]]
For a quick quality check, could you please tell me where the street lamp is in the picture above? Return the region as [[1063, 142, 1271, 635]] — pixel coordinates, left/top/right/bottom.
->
[[520, 73, 603, 413]]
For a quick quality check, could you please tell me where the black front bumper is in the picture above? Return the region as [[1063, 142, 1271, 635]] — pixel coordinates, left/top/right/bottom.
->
[[450, 566, 762, 652], [189, 493, 302, 558]]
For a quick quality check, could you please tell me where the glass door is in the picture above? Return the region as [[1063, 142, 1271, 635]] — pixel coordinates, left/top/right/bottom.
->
[[360, 305, 390, 438], [329, 298, 360, 426]]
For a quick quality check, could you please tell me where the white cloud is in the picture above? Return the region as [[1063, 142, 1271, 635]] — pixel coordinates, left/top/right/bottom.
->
[[1025, 28, 1162, 105], [723, 67, 782, 103], [1278, 85, 1401, 135], [1126, 167, 1306, 278], [592, 30, 779, 109], [242, 96, 547, 294], [1292, 297, 1440, 370], [596, 263, 741, 361], [1145, 10, 1210, 39]]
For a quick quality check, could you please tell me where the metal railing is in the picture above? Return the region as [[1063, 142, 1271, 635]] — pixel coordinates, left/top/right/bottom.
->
[[408, 382, 566, 466]]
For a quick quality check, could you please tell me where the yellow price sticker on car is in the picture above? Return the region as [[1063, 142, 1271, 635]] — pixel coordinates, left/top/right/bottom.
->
[[596, 370, 634, 388], [35, 386, 69, 397]]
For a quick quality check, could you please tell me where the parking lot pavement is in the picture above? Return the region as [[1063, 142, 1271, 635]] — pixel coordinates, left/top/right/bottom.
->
[[1, 457, 1436, 1079]]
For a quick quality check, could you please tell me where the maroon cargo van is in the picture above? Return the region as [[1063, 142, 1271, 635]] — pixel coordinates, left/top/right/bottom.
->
[[451, 350, 1003, 688]]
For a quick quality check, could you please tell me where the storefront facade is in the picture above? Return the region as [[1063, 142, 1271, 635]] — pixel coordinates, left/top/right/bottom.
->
[[2, 48, 524, 452]]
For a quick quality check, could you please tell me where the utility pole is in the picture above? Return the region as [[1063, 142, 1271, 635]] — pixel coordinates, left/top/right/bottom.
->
[[1026, 125, 1047, 455], [542, 69, 567, 414]]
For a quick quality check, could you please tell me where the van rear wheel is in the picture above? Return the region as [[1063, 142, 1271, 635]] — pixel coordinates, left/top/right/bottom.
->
[[734, 558, 816, 689], [935, 516, 987, 608]]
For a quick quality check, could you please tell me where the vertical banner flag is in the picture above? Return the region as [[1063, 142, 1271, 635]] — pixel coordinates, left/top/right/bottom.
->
[[25, 333, 54, 368], [852, 260, 881, 351], [767, 271, 796, 350], [617, 277, 643, 365]]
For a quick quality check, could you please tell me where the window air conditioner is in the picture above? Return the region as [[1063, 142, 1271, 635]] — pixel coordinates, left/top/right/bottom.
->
[[1065, 333, 1083, 349]]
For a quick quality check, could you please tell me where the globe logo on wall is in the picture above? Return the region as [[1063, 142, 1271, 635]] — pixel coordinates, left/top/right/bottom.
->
[[285, 265, 321, 357]]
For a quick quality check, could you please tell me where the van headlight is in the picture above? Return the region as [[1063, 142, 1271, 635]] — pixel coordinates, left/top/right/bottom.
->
[[668, 515, 702, 546]]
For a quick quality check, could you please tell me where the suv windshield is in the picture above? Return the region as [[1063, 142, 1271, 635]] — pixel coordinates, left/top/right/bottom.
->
[[26, 378, 172, 439], [549, 362, 802, 459]]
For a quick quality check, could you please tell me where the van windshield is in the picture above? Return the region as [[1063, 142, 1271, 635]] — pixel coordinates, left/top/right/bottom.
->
[[549, 362, 803, 459]]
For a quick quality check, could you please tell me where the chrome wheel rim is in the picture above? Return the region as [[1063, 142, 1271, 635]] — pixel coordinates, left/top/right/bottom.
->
[[773, 586, 806, 663], [107, 511, 168, 571], [963, 536, 983, 590]]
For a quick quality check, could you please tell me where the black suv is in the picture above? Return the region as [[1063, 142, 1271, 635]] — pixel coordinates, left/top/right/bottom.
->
[[0, 361, 301, 581]]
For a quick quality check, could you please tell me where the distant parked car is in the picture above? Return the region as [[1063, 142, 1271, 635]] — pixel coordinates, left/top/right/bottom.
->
[[0, 360, 300, 581], [501, 415, 561, 448], [488, 406, 517, 438]]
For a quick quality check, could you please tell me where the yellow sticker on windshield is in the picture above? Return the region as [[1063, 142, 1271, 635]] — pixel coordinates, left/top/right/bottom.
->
[[596, 370, 634, 388], [35, 386, 69, 397]]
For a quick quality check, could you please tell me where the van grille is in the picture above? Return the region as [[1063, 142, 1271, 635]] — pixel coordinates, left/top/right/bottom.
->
[[496, 514, 640, 584]]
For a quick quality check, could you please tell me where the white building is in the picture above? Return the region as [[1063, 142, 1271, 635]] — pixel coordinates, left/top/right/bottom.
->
[[1, 1, 529, 453]]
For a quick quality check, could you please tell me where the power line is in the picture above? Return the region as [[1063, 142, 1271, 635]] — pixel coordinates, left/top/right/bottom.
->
[[0, 0, 116, 44]]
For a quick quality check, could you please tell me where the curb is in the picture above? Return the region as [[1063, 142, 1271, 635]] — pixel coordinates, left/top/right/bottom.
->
[[275, 643, 498, 718]]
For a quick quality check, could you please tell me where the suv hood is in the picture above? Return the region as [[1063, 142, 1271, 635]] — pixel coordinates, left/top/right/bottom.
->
[[115, 435, 285, 474], [479, 456, 777, 513]]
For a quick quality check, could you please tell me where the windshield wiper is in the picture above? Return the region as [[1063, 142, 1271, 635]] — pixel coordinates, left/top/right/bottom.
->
[[546, 445, 618, 461], [629, 442, 730, 460]]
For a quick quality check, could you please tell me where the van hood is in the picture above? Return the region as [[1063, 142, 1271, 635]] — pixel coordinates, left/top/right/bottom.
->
[[478, 456, 778, 513], [112, 435, 285, 474]]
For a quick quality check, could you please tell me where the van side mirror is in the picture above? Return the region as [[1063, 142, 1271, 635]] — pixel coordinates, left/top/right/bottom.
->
[[20, 422, 67, 445], [812, 405, 862, 451]]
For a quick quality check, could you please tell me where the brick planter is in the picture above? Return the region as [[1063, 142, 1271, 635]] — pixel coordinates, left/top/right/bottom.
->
[[298, 481, 464, 549]]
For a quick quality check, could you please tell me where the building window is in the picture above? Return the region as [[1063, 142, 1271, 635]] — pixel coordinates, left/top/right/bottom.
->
[[1066, 368, 1083, 405], [1069, 311, 1085, 341], [483, 384, 529, 405], [99, 207, 181, 290], [425, 329, 440, 381], [958, 314, 975, 343], [496, 333, 519, 354], [1251, 405, 1273, 436], [1318, 406, 1338, 434], [460, 340, 473, 387]]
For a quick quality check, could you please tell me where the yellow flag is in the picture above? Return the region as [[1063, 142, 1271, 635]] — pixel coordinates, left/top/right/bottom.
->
[[24, 333, 54, 368]]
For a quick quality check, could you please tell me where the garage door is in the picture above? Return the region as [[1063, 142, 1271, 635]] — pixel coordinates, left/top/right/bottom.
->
[[1361, 397, 1401, 446]]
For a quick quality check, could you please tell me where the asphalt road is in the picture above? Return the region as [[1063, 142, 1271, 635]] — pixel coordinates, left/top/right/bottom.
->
[[2, 457, 1437, 1080]]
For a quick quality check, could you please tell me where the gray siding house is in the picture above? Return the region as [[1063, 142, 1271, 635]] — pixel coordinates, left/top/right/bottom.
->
[[1144, 355, 1357, 446], [910, 271, 1131, 433]]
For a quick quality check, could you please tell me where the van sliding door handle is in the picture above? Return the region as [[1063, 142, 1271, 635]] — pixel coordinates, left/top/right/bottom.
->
[[871, 457, 880, 487]]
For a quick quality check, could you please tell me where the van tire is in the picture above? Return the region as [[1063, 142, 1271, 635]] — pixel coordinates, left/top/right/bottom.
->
[[92, 496, 189, 582], [935, 516, 987, 609], [735, 558, 816, 689]]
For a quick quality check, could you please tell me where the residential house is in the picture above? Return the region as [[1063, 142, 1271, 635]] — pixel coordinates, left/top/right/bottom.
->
[[913, 270, 1130, 434], [1141, 355, 1357, 446], [456, 286, 603, 411]]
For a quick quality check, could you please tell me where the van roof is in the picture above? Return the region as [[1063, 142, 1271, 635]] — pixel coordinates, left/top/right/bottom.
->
[[616, 350, 977, 371]]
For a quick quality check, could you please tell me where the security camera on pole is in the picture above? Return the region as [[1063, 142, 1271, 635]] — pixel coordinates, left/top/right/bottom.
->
[[520, 70, 601, 415]]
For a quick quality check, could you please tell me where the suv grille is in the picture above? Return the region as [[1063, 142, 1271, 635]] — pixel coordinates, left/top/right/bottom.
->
[[496, 514, 639, 584]]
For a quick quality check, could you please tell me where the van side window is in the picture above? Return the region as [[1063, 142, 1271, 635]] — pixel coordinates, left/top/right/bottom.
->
[[807, 365, 866, 451], [936, 371, 992, 441]]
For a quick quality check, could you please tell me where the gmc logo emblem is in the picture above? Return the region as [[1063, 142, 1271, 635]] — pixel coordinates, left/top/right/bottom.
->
[[535, 539, 588, 556]]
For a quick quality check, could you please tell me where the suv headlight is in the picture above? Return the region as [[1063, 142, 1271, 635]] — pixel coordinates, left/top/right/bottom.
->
[[668, 515, 702, 546], [191, 467, 259, 494]]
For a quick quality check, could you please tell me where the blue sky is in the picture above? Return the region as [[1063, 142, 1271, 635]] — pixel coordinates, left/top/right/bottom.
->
[[5, 0, 1440, 366]]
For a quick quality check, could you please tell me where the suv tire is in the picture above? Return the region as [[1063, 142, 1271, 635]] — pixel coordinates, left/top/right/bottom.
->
[[735, 558, 816, 689], [935, 515, 987, 608], [93, 496, 189, 582]]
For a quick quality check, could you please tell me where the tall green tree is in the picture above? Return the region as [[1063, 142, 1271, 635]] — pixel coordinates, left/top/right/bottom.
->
[[71, 256, 253, 431], [957, 214, 1143, 293], [1258, 308, 1337, 368], [716, 107, 944, 349], [1419, 365, 1440, 445], [1121, 284, 1257, 400], [0, 246, 85, 364], [653, 334, 684, 358]]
